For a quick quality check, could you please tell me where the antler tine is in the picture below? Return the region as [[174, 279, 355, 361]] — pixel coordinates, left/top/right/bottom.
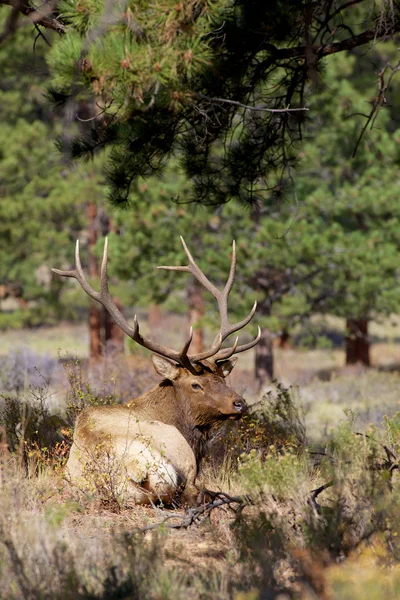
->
[[189, 332, 223, 362], [213, 326, 262, 362], [180, 326, 193, 356], [212, 300, 258, 344], [225, 239, 236, 294], [175, 326, 197, 370], [215, 336, 239, 361], [179, 236, 220, 298], [157, 237, 259, 363], [158, 236, 220, 299], [74, 240, 85, 283], [52, 240, 100, 302], [52, 238, 201, 368], [159, 237, 243, 340], [100, 236, 109, 295]]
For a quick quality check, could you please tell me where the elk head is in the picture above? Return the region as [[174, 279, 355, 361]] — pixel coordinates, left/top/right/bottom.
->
[[52, 236, 260, 421], [151, 354, 247, 425]]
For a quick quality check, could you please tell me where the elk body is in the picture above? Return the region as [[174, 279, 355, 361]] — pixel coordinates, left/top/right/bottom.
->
[[53, 238, 260, 505]]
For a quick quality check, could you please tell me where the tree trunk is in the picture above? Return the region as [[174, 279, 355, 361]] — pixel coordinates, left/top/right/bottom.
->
[[104, 297, 125, 354], [187, 280, 205, 355], [345, 318, 370, 366], [148, 304, 162, 329], [87, 201, 102, 361], [255, 327, 274, 389], [278, 327, 291, 349], [89, 303, 102, 359]]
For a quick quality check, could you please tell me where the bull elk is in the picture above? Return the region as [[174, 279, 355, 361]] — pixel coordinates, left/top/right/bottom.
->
[[52, 237, 260, 505]]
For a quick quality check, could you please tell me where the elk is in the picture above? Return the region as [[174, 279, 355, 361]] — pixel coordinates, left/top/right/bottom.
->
[[52, 237, 260, 505]]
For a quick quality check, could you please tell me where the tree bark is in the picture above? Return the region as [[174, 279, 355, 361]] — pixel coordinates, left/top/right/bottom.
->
[[278, 327, 291, 349], [187, 280, 205, 355], [87, 201, 102, 361], [89, 303, 102, 360], [345, 318, 370, 366], [104, 297, 125, 354], [148, 304, 162, 329], [255, 327, 274, 389]]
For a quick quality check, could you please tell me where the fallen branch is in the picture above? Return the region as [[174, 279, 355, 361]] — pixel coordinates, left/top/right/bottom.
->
[[309, 481, 333, 513], [138, 491, 251, 532]]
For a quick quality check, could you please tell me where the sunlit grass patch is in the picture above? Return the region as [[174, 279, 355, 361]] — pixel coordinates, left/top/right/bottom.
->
[[300, 369, 400, 441]]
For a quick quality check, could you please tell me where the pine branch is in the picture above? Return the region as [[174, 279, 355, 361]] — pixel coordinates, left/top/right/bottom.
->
[[195, 94, 309, 114], [0, 0, 67, 37], [264, 24, 399, 62]]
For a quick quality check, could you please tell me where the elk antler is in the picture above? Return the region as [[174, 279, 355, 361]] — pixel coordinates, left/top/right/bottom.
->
[[158, 236, 261, 362], [51, 239, 223, 370]]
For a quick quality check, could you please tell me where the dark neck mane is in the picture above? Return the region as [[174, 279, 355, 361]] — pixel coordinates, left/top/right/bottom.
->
[[130, 381, 220, 465]]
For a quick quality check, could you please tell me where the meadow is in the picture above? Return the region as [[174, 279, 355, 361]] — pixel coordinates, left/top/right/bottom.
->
[[1, 316, 400, 599]]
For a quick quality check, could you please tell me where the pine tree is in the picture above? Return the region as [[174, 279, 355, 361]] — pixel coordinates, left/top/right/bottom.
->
[[0, 23, 97, 343], [2, 0, 398, 207], [98, 45, 400, 384]]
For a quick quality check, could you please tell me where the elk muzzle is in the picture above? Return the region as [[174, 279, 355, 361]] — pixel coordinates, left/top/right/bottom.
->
[[229, 397, 248, 418]]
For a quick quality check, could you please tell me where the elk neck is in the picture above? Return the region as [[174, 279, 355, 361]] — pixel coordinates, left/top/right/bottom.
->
[[126, 381, 220, 464]]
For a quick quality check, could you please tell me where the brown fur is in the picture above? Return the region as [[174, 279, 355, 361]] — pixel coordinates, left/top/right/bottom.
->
[[66, 356, 247, 505]]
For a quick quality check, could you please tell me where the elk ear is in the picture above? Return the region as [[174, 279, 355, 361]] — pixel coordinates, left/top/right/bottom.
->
[[152, 355, 180, 380], [215, 357, 238, 378]]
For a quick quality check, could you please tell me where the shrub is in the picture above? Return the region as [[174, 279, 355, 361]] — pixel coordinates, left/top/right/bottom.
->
[[0, 375, 69, 474], [0, 309, 51, 331], [62, 356, 118, 426], [205, 383, 306, 475], [62, 353, 157, 425], [231, 412, 400, 598]]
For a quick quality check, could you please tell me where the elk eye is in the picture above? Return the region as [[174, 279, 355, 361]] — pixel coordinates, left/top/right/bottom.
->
[[191, 382, 202, 390]]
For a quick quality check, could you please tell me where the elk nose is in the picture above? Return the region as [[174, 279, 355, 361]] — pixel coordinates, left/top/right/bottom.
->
[[233, 399, 247, 413]]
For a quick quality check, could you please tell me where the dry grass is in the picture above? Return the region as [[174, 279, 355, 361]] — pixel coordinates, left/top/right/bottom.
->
[[2, 317, 400, 598], [0, 456, 245, 599], [0, 322, 89, 358], [3, 314, 400, 393], [300, 369, 400, 442]]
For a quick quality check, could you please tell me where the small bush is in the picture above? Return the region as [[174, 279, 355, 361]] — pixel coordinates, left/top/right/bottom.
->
[[231, 412, 400, 598], [62, 353, 156, 425], [206, 383, 306, 474], [0, 377, 69, 473], [62, 356, 118, 426]]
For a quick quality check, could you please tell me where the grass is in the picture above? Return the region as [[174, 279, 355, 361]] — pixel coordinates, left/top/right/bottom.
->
[[300, 369, 400, 441], [2, 317, 400, 597], [0, 322, 89, 358]]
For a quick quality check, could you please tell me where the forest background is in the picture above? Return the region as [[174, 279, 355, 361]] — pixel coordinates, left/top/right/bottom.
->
[[2, 1, 400, 390]]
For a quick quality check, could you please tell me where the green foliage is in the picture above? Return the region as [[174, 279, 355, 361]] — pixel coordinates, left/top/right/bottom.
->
[[51, 0, 223, 95], [86, 44, 400, 353], [239, 447, 309, 501], [44, 0, 400, 205], [207, 383, 306, 473], [0, 18, 54, 124], [0, 309, 53, 331], [0, 16, 104, 324], [231, 404, 400, 596], [2, 4, 400, 366]]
